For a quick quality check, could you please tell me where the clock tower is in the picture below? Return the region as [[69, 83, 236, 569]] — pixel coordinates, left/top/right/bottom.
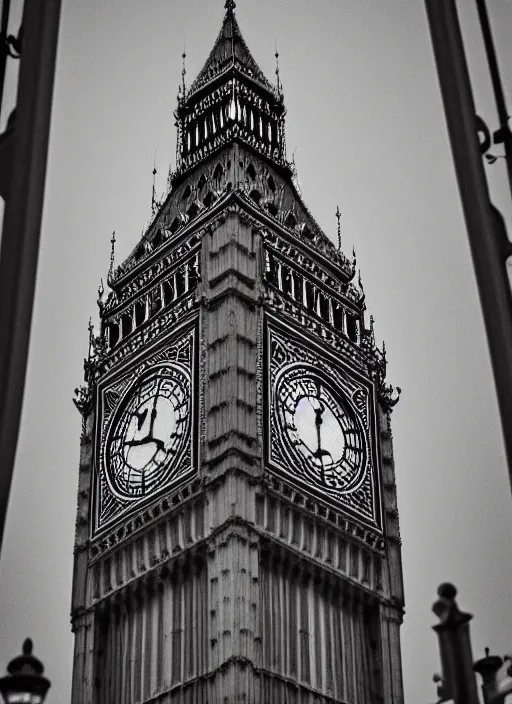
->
[[71, 3, 405, 703]]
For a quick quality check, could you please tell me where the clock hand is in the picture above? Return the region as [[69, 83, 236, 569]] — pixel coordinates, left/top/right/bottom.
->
[[125, 377, 165, 448], [124, 436, 165, 451], [313, 380, 327, 484], [136, 407, 148, 431], [146, 376, 163, 440]]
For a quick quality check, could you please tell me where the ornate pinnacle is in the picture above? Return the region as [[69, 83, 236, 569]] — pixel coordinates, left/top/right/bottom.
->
[[358, 269, 365, 298], [108, 230, 116, 282], [335, 205, 341, 250], [151, 158, 158, 215], [275, 41, 282, 96], [87, 317, 94, 355], [225, 0, 236, 11], [177, 46, 187, 108]]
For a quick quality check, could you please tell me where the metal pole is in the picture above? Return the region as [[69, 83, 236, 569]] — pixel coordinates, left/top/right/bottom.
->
[[0, 0, 62, 554], [0, 0, 12, 122], [424, 0, 512, 500], [432, 583, 480, 704], [475, 0, 512, 204]]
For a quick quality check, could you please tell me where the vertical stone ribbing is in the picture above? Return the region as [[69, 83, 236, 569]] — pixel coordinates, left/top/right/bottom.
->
[[203, 203, 260, 477]]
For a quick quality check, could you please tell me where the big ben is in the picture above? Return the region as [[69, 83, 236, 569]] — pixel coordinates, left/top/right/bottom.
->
[[71, 3, 404, 702]]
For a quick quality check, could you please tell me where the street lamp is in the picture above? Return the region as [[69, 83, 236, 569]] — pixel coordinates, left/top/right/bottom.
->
[[0, 639, 51, 704]]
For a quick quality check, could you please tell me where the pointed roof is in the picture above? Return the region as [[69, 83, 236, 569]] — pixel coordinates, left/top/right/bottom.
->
[[187, 0, 275, 99]]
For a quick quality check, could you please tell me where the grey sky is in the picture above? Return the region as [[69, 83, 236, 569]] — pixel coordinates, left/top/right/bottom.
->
[[1, 1, 512, 702]]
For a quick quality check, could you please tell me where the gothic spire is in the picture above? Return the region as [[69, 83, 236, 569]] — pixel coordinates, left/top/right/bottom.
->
[[186, 1, 274, 99]]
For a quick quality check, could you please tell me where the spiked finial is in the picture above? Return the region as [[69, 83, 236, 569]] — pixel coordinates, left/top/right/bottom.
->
[[335, 205, 341, 250], [87, 317, 94, 360], [108, 230, 116, 281], [181, 46, 187, 100], [151, 156, 158, 215], [358, 269, 364, 296], [225, 0, 236, 11], [275, 41, 282, 96]]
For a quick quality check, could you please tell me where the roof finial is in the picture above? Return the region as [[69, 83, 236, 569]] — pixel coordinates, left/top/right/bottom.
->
[[225, 0, 236, 12], [108, 230, 116, 281], [151, 154, 158, 215], [335, 205, 342, 250], [181, 44, 187, 99], [275, 40, 282, 96], [87, 317, 94, 360]]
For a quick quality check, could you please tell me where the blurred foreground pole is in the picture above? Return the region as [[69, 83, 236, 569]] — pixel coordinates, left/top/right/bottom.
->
[[475, 0, 512, 204], [432, 583, 479, 704], [0, 0, 61, 554], [424, 0, 512, 499]]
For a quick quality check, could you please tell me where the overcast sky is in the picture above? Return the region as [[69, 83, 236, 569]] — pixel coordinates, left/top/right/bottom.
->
[[1, 1, 512, 702]]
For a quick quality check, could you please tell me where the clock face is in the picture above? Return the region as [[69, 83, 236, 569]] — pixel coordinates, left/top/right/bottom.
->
[[274, 364, 366, 493], [104, 364, 191, 501]]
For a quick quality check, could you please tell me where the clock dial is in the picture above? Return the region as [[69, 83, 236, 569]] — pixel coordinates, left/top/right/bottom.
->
[[104, 364, 190, 501], [275, 364, 366, 492]]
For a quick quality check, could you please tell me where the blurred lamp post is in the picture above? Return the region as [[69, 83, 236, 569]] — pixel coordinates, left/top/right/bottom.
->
[[0, 639, 51, 703], [432, 583, 479, 704]]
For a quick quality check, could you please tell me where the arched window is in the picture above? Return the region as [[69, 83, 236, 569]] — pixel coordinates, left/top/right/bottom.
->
[[247, 163, 256, 180], [319, 294, 330, 321], [203, 190, 215, 208], [134, 300, 146, 327], [169, 217, 180, 235], [302, 224, 314, 240], [332, 303, 344, 332], [346, 314, 358, 343], [121, 312, 132, 338], [265, 251, 279, 288], [175, 268, 186, 297], [108, 321, 119, 348], [292, 272, 303, 304], [304, 280, 315, 309], [187, 202, 199, 220], [282, 267, 293, 297], [187, 256, 200, 289], [285, 212, 297, 229], [213, 163, 223, 185], [162, 279, 174, 305], [149, 288, 161, 317], [152, 229, 163, 249], [249, 189, 261, 205], [135, 242, 146, 261]]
